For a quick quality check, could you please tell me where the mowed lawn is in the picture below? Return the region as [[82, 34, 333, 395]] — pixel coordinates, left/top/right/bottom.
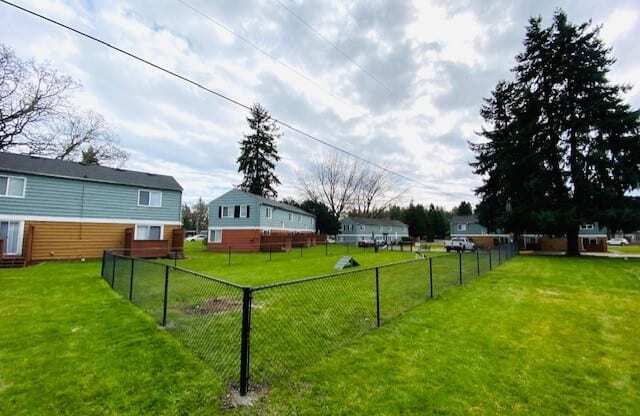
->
[[254, 256, 640, 415], [167, 241, 419, 285], [2, 252, 639, 415], [608, 244, 640, 255]]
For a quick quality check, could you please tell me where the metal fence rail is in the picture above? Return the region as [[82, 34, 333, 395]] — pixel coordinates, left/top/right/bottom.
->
[[101, 243, 518, 395]]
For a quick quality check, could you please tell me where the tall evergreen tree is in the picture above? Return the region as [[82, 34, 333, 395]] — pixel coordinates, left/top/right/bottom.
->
[[472, 10, 640, 256], [454, 201, 473, 216], [237, 103, 281, 198]]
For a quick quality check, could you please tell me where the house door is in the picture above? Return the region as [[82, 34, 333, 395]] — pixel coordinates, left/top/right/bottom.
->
[[0, 221, 22, 255]]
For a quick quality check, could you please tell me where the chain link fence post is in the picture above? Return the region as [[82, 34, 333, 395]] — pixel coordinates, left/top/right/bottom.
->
[[129, 257, 135, 301], [458, 250, 463, 285], [162, 265, 169, 327], [489, 249, 492, 270], [239, 287, 253, 396], [476, 249, 480, 276], [429, 257, 434, 298], [111, 254, 116, 288], [101, 251, 106, 278], [375, 267, 381, 327]]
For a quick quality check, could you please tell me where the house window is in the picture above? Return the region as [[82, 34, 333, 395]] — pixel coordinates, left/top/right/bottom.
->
[[457, 224, 467, 231], [360, 225, 365, 231], [288, 213, 292, 221], [265, 207, 273, 219], [0, 175, 26, 198], [138, 190, 162, 207], [580, 224, 595, 230], [222, 206, 231, 218], [240, 205, 249, 218], [298, 215, 301, 222], [136, 224, 162, 240], [209, 229, 222, 243], [0, 220, 22, 254]]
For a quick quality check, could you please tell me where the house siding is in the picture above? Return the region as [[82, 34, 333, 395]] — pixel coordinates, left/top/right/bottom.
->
[[208, 189, 314, 231], [0, 171, 181, 222], [338, 218, 409, 243]]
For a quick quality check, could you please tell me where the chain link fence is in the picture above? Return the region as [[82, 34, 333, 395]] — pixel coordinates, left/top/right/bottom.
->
[[101, 243, 518, 395]]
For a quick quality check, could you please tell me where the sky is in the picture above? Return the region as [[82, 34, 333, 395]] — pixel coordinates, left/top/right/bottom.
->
[[1, 0, 639, 208]]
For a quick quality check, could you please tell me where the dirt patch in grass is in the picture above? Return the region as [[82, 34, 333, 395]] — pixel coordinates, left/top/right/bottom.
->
[[182, 298, 242, 315]]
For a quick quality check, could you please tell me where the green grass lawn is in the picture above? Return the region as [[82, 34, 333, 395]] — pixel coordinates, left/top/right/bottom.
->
[[0, 260, 222, 416], [3, 251, 637, 415], [168, 241, 418, 285], [608, 244, 640, 255], [251, 256, 640, 415]]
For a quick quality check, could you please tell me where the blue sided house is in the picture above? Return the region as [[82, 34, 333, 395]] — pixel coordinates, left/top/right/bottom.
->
[[0, 152, 183, 265], [207, 189, 317, 251], [338, 217, 409, 244]]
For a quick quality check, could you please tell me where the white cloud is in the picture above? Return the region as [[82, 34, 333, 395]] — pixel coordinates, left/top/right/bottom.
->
[[601, 8, 638, 43]]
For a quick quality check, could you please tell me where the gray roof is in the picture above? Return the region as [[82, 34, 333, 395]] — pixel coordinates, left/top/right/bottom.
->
[[344, 216, 407, 227], [0, 152, 182, 191], [233, 189, 314, 217]]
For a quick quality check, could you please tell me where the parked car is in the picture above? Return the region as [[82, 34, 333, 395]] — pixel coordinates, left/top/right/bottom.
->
[[607, 237, 629, 246], [444, 237, 476, 252], [185, 233, 207, 242]]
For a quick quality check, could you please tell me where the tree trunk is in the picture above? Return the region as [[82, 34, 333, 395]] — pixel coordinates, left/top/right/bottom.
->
[[566, 225, 580, 256]]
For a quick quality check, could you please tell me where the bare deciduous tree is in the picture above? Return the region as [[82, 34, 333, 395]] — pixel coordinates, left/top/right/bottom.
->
[[35, 110, 127, 166], [0, 44, 127, 166], [299, 152, 399, 218]]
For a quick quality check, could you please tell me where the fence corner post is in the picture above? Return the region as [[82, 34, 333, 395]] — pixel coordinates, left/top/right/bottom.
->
[[429, 257, 433, 299], [239, 287, 253, 396], [162, 265, 170, 327], [375, 267, 381, 327], [111, 254, 116, 288], [101, 251, 106, 278]]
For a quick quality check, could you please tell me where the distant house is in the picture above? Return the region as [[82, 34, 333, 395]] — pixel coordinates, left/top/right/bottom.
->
[[0, 152, 183, 265], [207, 189, 317, 252], [450, 215, 510, 249], [449, 215, 607, 252], [338, 217, 409, 244]]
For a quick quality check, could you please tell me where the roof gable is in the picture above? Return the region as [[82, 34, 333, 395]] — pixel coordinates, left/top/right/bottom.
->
[[0, 152, 182, 191]]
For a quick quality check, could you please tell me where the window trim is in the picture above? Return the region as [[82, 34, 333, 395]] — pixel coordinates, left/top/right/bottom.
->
[[0, 219, 24, 255], [137, 189, 162, 208], [457, 224, 467, 231], [222, 206, 232, 218], [265, 206, 273, 219], [0, 175, 27, 199], [134, 224, 164, 240], [240, 205, 249, 218], [209, 228, 223, 243]]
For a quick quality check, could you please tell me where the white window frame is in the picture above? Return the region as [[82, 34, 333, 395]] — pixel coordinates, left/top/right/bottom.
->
[[0, 175, 27, 199], [457, 224, 467, 231], [208, 228, 223, 243], [265, 206, 273, 219], [0, 219, 24, 255], [137, 189, 162, 207], [134, 224, 164, 240], [222, 206, 232, 218], [580, 224, 595, 230], [288, 213, 292, 221], [240, 205, 249, 218], [360, 225, 365, 231]]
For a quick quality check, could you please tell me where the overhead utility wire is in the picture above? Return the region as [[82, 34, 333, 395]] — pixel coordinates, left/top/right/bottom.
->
[[273, 0, 394, 94], [0, 0, 469, 198], [174, 0, 355, 109]]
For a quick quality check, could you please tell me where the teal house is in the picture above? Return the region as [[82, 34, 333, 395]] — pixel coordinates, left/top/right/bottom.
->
[[338, 217, 409, 244], [207, 189, 316, 251], [0, 152, 182, 264]]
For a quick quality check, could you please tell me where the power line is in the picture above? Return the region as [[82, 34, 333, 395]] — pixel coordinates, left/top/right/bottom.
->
[[273, 0, 393, 94], [0, 0, 471, 199], [174, 0, 356, 109]]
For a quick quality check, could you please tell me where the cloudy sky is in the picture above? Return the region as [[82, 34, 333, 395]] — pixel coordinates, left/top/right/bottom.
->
[[1, 0, 639, 207]]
